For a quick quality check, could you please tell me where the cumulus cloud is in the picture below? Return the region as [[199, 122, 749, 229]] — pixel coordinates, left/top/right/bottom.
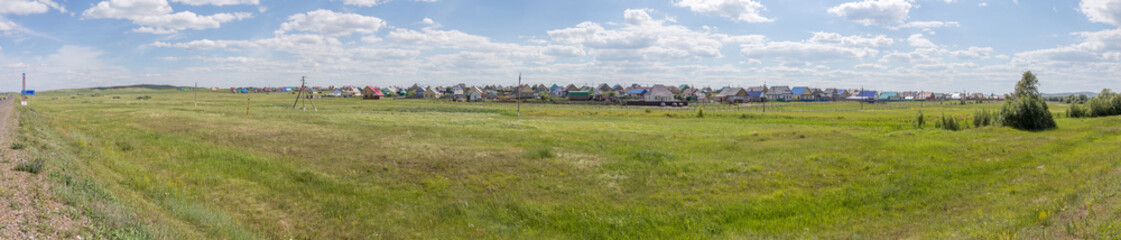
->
[[907, 33, 936, 48], [896, 20, 960, 29], [673, 0, 773, 23], [0, 0, 65, 33], [340, 0, 438, 7], [828, 0, 912, 26], [1016, 28, 1121, 62], [807, 32, 894, 47], [741, 41, 880, 63], [0, 0, 64, 15], [547, 9, 764, 62], [951, 47, 994, 59], [169, 0, 258, 6], [82, 0, 252, 34], [740, 32, 890, 64], [277, 9, 387, 37], [1080, 0, 1121, 26]]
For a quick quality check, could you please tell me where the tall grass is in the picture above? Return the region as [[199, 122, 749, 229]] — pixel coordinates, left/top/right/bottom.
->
[[13, 158, 44, 174], [19, 89, 1121, 239]]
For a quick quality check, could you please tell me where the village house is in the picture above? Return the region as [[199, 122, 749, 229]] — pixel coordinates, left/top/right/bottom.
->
[[768, 86, 793, 101], [715, 87, 750, 103], [645, 85, 675, 102], [362, 86, 383, 100]]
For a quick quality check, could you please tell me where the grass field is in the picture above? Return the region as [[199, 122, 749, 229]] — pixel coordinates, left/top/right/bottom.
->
[[13, 89, 1121, 239]]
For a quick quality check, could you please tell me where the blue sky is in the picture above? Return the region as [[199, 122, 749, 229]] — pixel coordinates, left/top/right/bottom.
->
[[0, 0, 1118, 93]]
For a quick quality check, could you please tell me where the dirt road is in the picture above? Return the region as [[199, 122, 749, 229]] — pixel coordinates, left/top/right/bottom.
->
[[0, 97, 87, 239]]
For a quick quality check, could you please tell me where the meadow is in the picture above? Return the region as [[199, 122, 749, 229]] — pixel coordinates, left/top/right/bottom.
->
[[13, 89, 1121, 239]]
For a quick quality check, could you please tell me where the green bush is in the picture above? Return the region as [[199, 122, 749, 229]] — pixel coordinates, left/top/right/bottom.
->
[[998, 71, 1056, 131], [10, 142, 25, 150], [1068, 104, 1089, 118], [14, 158, 44, 174], [940, 114, 961, 131], [973, 110, 996, 127], [696, 107, 704, 118], [525, 147, 555, 159], [914, 111, 925, 129]]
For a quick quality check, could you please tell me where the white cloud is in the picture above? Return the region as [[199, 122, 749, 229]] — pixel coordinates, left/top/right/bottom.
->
[[0, 0, 64, 15], [340, 0, 437, 7], [807, 32, 894, 47], [951, 47, 994, 59], [0, 19, 17, 31], [1080, 0, 1121, 26], [0, 0, 65, 33], [547, 9, 764, 62], [855, 63, 888, 70], [978, 2, 988, 7], [896, 21, 960, 29], [169, 0, 258, 6], [828, 0, 913, 26], [277, 9, 387, 37], [1015, 28, 1121, 62], [741, 41, 880, 63], [82, 0, 252, 34], [741, 32, 889, 63], [907, 33, 936, 48], [673, 0, 773, 23]]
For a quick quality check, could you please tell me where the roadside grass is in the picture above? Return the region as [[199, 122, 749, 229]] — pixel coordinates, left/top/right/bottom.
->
[[17, 89, 1121, 239]]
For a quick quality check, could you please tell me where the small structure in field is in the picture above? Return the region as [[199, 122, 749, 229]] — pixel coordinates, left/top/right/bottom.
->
[[568, 90, 593, 101]]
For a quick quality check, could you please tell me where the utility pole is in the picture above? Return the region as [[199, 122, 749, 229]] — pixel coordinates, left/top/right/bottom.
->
[[860, 86, 864, 112], [517, 73, 522, 118], [762, 81, 767, 116], [291, 76, 317, 111], [194, 82, 198, 107]]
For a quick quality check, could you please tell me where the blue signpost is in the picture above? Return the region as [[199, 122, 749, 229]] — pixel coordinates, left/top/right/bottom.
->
[[22, 90, 34, 95]]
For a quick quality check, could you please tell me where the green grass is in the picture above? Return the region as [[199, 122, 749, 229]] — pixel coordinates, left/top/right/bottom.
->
[[14, 89, 1121, 239]]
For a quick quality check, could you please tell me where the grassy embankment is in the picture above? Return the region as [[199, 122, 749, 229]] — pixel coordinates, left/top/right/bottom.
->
[[12, 89, 1121, 239]]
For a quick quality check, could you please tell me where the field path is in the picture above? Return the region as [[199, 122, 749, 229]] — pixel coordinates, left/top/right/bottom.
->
[[0, 97, 87, 239]]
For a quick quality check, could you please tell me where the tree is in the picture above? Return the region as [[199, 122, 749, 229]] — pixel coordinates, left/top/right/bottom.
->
[[1014, 71, 1040, 97], [998, 71, 1056, 130]]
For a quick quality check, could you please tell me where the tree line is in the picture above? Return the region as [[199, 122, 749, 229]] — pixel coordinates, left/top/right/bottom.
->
[[1067, 89, 1121, 118]]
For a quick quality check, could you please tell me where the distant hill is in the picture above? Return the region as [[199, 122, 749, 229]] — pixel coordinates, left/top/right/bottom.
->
[[1042, 92, 1097, 98]]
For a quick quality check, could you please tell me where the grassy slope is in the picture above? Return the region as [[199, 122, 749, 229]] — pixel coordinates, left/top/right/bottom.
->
[[14, 90, 1121, 239]]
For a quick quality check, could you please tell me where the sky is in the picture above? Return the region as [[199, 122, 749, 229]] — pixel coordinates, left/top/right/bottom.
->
[[0, 0, 1118, 93]]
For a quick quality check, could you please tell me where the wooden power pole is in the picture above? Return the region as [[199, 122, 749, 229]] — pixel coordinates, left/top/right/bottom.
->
[[292, 76, 317, 111], [517, 73, 522, 118]]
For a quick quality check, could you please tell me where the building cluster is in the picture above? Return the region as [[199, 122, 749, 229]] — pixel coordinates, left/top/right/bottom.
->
[[220, 84, 1005, 103]]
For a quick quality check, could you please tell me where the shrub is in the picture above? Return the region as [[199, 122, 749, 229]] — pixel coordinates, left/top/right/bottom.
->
[[525, 147, 555, 159], [973, 110, 996, 127], [940, 114, 961, 131], [14, 158, 44, 174], [998, 71, 1056, 131], [696, 107, 704, 118], [1080, 89, 1121, 118], [1067, 104, 1089, 118], [914, 111, 925, 129], [10, 142, 25, 150]]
